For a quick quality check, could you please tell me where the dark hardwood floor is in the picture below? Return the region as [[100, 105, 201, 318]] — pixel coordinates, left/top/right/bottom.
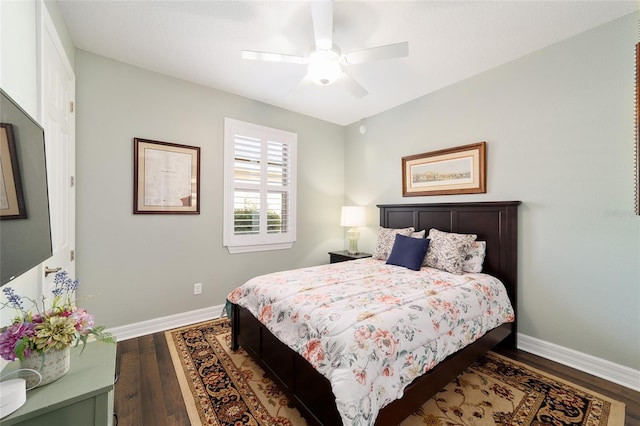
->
[[114, 330, 640, 426], [494, 346, 640, 426], [114, 333, 191, 426]]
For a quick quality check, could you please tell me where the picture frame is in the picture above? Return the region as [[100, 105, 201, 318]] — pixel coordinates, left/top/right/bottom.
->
[[0, 123, 27, 219], [134, 138, 200, 214], [402, 141, 486, 197]]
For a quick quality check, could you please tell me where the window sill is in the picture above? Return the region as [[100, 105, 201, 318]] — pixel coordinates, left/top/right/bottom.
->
[[226, 242, 294, 254]]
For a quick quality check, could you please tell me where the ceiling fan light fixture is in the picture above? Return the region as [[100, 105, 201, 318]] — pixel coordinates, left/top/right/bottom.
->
[[307, 49, 342, 86], [240, 3, 408, 98]]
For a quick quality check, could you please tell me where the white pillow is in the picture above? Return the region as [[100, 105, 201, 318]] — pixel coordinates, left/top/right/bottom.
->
[[411, 230, 426, 239]]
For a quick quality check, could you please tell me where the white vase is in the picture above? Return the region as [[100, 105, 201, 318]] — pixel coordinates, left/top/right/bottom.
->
[[20, 346, 71, 388]]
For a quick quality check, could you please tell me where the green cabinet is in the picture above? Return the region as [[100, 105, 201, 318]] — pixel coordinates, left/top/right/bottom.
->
[[1, 341, 116, 426]]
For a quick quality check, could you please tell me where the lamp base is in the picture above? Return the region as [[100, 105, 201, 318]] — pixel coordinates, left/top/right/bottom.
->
[[347, 227, 360, 255]]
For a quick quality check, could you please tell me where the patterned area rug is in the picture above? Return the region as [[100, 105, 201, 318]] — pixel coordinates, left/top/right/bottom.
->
[[165, 319, 625, 426]]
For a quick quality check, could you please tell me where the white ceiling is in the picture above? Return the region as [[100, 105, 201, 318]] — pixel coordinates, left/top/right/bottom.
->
[[56, 0, 639, 126]]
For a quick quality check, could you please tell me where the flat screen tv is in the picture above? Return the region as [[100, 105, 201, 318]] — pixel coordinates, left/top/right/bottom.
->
[[0, 88, 53, 286]]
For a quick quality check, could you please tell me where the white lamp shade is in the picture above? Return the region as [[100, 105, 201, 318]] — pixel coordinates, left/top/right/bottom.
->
[[340, 206, 366, 227]]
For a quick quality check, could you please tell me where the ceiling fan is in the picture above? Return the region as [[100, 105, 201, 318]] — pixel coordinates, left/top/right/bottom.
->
[[241, 1, 409, 98]]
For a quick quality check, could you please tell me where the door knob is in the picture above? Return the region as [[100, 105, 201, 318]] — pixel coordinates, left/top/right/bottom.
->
[[44, 266, 62, 277]]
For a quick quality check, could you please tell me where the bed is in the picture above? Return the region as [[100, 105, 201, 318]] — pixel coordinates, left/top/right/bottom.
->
[[228, 201, 520, 425]]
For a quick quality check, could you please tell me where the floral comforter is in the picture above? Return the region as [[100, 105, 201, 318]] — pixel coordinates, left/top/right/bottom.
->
[[227, 258, 514, 425]]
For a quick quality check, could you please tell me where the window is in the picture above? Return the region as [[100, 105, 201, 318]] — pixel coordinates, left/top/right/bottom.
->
[[223, 118, 297, 253]]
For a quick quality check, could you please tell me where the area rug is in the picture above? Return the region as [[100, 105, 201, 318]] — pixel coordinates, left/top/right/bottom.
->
[[165, 319, 625, 426]]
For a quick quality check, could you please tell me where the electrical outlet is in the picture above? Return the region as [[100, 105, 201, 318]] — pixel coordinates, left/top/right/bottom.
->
[[193, 283, 202, 295]]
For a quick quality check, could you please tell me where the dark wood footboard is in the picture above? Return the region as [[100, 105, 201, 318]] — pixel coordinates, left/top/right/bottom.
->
[[232, 303, 341, 424], [231, 302, 513, 425]]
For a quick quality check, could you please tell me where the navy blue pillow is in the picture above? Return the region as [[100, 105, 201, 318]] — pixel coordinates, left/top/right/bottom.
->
[[386, 234, 430, 271]]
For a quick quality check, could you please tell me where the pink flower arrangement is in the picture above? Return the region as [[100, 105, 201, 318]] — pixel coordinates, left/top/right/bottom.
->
[[0, 271, 114, 361], [0, 322, 35, 361]]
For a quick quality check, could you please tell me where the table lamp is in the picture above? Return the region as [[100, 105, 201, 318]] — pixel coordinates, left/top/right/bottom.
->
[[340, 206, 366, 255]]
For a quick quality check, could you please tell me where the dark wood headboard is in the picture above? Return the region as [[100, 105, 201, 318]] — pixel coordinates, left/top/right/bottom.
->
[[378, 201, 521, 340]]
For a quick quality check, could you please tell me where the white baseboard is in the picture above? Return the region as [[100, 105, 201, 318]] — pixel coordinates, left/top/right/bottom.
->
[[106, 309, 640, 392], [518, 333, 640, 392], [107, 303, 226, 341]]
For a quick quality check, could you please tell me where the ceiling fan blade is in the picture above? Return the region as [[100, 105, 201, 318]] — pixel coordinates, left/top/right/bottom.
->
[[311, 1, 333, 50], [242, 50, 307, 64], [339, 72, 368, 99], [343, 41, 409, 65], [285, 74, 315, 96]]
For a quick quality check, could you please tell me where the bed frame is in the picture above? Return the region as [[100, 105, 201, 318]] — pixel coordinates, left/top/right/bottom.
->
[[230, 201, 520, 425]]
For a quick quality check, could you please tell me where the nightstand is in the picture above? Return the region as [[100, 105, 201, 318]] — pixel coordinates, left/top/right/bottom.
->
[[329, 250, 372, 264]]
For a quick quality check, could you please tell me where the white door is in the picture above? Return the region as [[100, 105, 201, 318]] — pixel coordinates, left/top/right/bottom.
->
[[40, 4, 75, 294]]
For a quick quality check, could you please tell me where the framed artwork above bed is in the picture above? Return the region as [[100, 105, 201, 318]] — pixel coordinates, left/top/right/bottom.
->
[[402, 142, 486, 197]]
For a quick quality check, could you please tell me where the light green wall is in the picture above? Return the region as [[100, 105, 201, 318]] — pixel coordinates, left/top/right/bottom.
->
[[74, 51, 345, 328], [345, 12, 640, 370]]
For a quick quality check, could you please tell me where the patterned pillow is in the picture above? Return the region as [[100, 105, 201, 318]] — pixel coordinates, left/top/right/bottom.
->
[[424, 228, 477, 274], [462, 241, 486, 273], [372, 227, 415, 260]]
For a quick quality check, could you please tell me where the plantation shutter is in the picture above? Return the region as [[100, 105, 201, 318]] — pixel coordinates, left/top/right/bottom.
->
[[266, 141, 290, 234], [233, 135, 261, 235], [223, 118, 297, 253]]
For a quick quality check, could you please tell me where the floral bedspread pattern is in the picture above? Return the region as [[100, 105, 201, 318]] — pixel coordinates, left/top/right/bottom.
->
[[227, 258, 514, 425]]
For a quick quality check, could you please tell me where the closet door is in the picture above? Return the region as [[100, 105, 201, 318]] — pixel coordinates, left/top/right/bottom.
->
[[40, 4, 76, 293]]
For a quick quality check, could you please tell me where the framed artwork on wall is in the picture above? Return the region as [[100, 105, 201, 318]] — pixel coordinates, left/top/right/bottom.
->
[[402, 141, 486, 197], [0, 123, 27, 219], [134, 138, 200, 214]]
